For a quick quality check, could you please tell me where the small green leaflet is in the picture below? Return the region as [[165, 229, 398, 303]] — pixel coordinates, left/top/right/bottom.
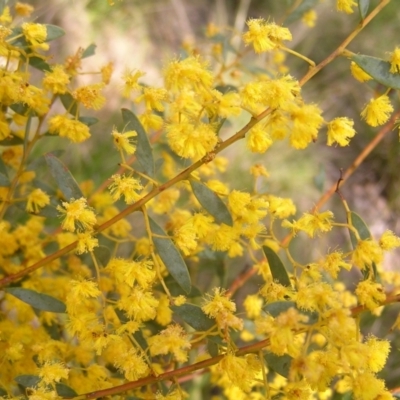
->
[[172, 303, 215, 331], [59, 93, 78, 116], [190, 179, 233, 226], [149, 217, 191, 294], [351, 54, 400, 90], [6, 288, 66, 313], [44, 25, 65, 42], [347, 211, 371, 249], [93, 245, 111, 267], [45, 153, 83, 201], [264, 352, 292, 378], [82, 43, 97, 58], [358, 0, 369, 20], [122, 108, 155, 179], [29, 56, 51, 72], [262, 246, 291, 287], [15, 375, 78, 397]]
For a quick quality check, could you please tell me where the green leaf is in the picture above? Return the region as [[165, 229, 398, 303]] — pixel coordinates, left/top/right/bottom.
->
[[10, 102, 29, 115], [0, 387, 7, 397], [45, 153, 83, 201], [59, 93, 78, 116], [9, 27, 29, 49], [347, 211, 371, 249], [82, 43, 97, 58], [351, 54, 400, 90], [264, 352, 292, 378], [122, 108, 155, 178], [34, 204, 59, 218], [358, 0, 369, 20], [313, 164, 325, 193], [79, 116, 99, 126], [285, 0, 318, 24], [207, 339, 219, 357], [262, 246, 291, 287], [15, 375, 41, 388], [172, 303, 215, 331], [190, 179, 233, 226], [93, 245, 111, 267], [29, 56, 51, 72], [149, 217, 191, 294], [55, 383, 78, 397], [214, 84, 237, 94], [44, 25, 65, 42], [6, 288, 66, 313]]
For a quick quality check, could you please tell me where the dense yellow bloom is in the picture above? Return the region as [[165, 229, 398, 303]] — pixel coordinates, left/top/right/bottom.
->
[[108, 174, 143, 204], [22, 22, 48, 50], [76, 231, 98, 254], [164, 56, 213, 92], [267, 195, 296, 219], [73, 83, 105, 110], [49, 115, 91, 143], [243, 294, 263, 319], [173, 221, 198, 255], [327, 117, 356, 146], [148, 324, 191, 362], [101, 62, 114, 84], [150, 188, 180, 214], [112, 344, 150, 381], [26, 188, 50, 213], [323, 251, 352, 278], [43, 65, 70, 94], [283, 210, 333, 238], [352, 239, 383, 269], [166, 121, 218, 159], [15, 2, 34, 17], [350, 61, 373, 82], [355, 280, 386, 311], [247, 124, 273, 153], [389, 46, 400, 73], [106, 257, 155, 289], [117, 287, 159, 321], [243, 19, 292, 53], [250, 164, 269, 178], [202, 287, 243, 331], [139, 111, 164, 131], [289, 102, 324, 149], [379, 230, 400, 250], [361, 95, 393, 127], [336, 0, 357, 14], [302, 9, 317, 27], [228, 191, 269, 224], [38, 361, 69, 385], [112, 128, 137, 154], [57, 197, 97, 232], [297, 282, 340, 312]]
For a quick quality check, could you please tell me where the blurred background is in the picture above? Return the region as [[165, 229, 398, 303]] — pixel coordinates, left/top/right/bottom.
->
[[25, 0, 400, 389]]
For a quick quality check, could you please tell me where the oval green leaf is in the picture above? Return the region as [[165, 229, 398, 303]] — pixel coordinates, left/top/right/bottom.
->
[[347, 211, 371, 249], [122, 108, 155, 179], [15, 375, 41, 388], [172, 303, 214, 331], [79, 116, 99, 126], [56, 383, 78, 397], [6, 288, 66, 313], [59, 93, 78, 116], [149, 217, 191, 294], [29, 56, 51, 72], [351, 54, 400, 90], [190, 179, 233, 226], [82, 43, 97, 58], [45, 153, 83, 201], [262, 246, 291, 287], [44, 25, 65, 42], [264, 352, 292, 378], [93, 245, 111, 268], [0, 135, 24, 146], [358, 0, 369, 20]]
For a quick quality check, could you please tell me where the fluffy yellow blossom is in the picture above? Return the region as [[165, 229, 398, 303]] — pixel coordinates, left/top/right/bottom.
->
[[39, 361, 69, 385], [355, 280, 386, 311], [327, 117, 356, 146], [174, 221, 198, 256], [156, 294, 173, 326], [243, 294, 263, 319], [148, 324, 191, 362], [15, 2, 34, 17], [76, 231, 98, 254], [112, 127, 137, 155], [108, 174, 143, 204], [139, 111, 164, 132], [247, 124, 273, 153], [135, 87, 168, 112], [379, 230, 400, 250], [49, 115, 91, 143], [250, 164, 269, 178], [166, 121, 218, 159], [106, 257, 155, 289], [57, 197, 97, 232], [389, 46, 400, 73], [283, 210, 333, 238], [43, 65, 70, 94], [22, 22, 48, 50], [243, 19, 292, 53], [202, 287, 243, 331], [73, 83, 105, 110], [352, 239, 383, 269], [350, 61, 373, 82], [101, 62, 113, 84], [323, 251, 352, 278], [26, 188, 50, 213], [112, 343, 150, 381], [267, 195, 296, 219], [336, 0, 357, 14], [302, 9, 317, 27], [117, 287, 159, 322], [150, 188, 180, 214], [297, 282, 340, 312], [361, 95, 393, 127]]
